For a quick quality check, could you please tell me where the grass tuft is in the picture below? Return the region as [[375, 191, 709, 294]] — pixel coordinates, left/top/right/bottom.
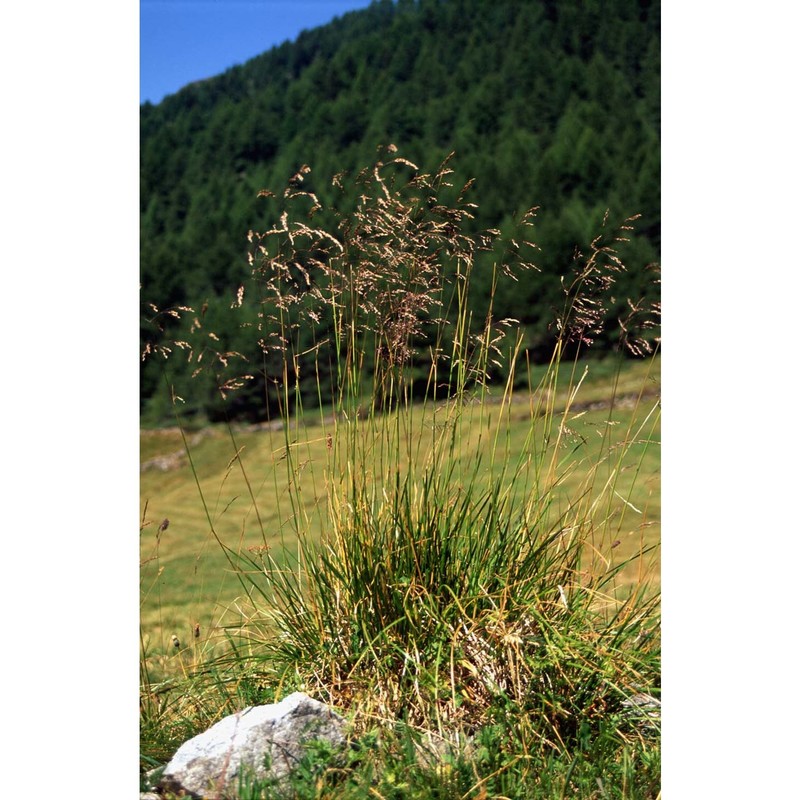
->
[[141, 148, 660, 798]]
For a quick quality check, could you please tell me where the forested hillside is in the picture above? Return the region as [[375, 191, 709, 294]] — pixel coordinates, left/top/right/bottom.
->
[[141, 0, 660, 423]]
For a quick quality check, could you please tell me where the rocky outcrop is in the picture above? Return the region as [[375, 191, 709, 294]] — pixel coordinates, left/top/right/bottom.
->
[[151, 692, 347, 799]]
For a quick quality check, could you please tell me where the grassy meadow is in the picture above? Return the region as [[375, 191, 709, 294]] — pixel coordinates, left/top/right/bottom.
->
[[140, 356, 660, 663]]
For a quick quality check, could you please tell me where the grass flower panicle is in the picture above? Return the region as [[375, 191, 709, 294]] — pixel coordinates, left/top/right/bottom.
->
[[140, 148, 660, 798]]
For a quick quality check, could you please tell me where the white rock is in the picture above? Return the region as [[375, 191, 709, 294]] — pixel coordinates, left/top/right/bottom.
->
[[159, 692, 346, 799]]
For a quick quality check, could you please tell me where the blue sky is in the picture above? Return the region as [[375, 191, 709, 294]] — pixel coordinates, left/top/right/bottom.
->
[[141, 0, 377, 104]]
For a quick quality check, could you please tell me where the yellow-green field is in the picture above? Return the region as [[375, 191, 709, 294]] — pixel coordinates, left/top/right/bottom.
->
[[140, 356, 660, 673]]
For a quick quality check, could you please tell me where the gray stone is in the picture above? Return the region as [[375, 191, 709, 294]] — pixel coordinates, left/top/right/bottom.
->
[[621, 691, 661, 732], [158, 692, 347, 799]]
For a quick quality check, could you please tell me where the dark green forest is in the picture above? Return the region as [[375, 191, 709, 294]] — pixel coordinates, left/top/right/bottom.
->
[[141, 0, 660, 424]]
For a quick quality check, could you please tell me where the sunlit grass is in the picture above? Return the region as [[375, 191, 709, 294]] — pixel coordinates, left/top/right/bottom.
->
[[140, 149, 660, 797], [140, 356, 659, 667]]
